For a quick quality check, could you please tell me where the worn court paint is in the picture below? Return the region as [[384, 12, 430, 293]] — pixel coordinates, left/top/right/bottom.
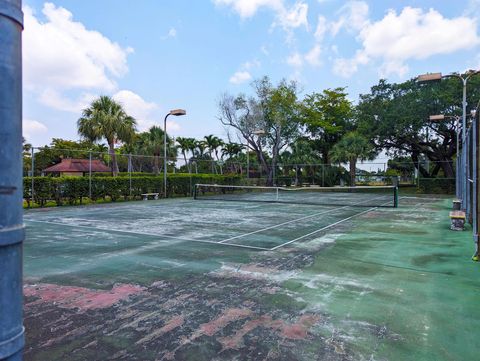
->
[[22, 195, 480, 360]]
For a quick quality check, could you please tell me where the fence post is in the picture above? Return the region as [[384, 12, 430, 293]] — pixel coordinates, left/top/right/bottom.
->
[[0, 1, 25, 359], [89, 151, 92, 200], [473, 111, 479, 261], [31, 146, 34, 205], [129, 154, 132, 197]]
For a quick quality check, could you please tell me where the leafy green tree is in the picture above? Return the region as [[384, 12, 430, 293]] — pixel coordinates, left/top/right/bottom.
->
[[78, 96, 136, 176], [330, 132, 376, 186], [29, 138, 105, 174], [300, 88, 354, 164], [387, 156, 416, 180], [218, 76, 301, 185], [356, 74, 480, 178]]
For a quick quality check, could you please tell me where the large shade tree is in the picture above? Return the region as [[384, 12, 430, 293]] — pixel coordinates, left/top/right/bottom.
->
[[218, 76, 301, 185], [300, 88, 354, 164], [78, 96, 136, 176], [356, 75, 480, 178]]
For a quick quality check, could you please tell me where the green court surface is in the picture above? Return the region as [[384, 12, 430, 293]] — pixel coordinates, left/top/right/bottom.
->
[[23, 195, 480, 361]]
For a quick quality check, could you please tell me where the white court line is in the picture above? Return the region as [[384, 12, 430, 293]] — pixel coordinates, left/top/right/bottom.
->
[[269, 206, 378, 251], [218, 206, 338, 243], [24, 219, 271, 251], [400, 196, 446, 201], [219, 195, 391, 244]]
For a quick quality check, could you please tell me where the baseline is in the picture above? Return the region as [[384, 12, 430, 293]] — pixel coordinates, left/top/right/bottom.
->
[[24, 219, 271, 251]]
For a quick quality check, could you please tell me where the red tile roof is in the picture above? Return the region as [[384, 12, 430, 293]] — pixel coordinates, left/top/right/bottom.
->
[[43, 158, 111, 173]]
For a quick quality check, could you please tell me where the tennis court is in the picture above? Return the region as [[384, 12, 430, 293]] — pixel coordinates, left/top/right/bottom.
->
[[22, 190, 480, 361], [24, 185, 398, 252]]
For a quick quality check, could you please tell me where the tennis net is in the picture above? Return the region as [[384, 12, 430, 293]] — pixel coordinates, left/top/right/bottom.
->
[[194, 184, 398, 208]]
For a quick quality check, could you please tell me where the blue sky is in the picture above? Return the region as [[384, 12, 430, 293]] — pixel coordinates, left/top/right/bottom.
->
[[22, 0, 480, 148]]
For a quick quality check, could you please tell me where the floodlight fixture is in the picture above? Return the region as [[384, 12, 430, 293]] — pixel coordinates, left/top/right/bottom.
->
[[417, 72, 442, 82], [164, 109, 186, 197]]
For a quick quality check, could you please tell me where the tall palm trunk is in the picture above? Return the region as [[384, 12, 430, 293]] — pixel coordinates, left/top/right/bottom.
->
[[182, 151, 190, 173], [210, 151, 216, 174], [349, 157, 356, 186], [153, 153, 160, 175], [109, 141, 119, 176]]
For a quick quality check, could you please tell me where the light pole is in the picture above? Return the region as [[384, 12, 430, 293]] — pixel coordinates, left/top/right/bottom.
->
[[418, 70, 480, 208], [164, 109, 186, 198]]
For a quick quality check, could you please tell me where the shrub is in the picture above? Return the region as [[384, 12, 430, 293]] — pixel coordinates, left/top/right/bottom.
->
[[24, 174, 241, 207]]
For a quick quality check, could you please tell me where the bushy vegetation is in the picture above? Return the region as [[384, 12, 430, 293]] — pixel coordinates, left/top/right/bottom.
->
[[24, 174, 241, 207]]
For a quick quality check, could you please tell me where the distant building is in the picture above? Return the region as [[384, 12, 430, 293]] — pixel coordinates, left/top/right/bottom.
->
[[43, 158, 110, 176]]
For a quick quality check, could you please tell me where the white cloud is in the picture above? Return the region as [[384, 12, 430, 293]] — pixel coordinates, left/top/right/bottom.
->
[[213, 0, 283, 18], [333, 51, 368, 77], [23, 119, 48, 142], [214, 0, 308, 42], [331, 0, 369, 36], [286, 52, 303, 68], [314, 15, 328, 41], [166, 120, 181, 133], [261, 45, 270, 55], [23, 3, 132, 92], [305, 44, 322, 66], [39, 89, 96, 113], [276, 2, 308, 30], [242, 60, 261, 70], [168, 27, 177, 37], [113, 90, 158, 131], [229, 70, 252, 84], [162, 27, 177, 40], [333, 7, 480, 77]]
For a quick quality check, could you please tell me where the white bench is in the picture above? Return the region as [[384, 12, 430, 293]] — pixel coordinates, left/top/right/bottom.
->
[[449, 210, 466, 231], [141, 193, 159, 201]]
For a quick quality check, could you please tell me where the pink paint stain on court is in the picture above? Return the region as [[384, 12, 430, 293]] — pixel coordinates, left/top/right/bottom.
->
[[199, 308, 253, 336], [219, 314, 321, 349], [24, 283, 146, 310]]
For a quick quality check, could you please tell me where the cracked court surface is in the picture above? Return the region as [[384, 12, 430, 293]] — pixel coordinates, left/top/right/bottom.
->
[[23, 195, 480, 360]]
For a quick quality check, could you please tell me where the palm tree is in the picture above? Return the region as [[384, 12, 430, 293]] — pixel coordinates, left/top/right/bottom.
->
[[176, 136, 195, 173], [78, 96, 136, 176], [204, 135, 224, 174], [140, 126, 175, 175], [329, 132, 376, 186], [194, 140, 207, 157], [222, 142, 243, 173]]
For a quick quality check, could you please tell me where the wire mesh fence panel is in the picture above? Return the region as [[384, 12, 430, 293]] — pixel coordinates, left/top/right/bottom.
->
[[23, 145, 461, 207]]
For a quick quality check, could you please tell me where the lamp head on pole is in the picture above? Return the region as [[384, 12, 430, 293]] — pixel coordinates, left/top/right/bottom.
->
[[417, 73, 442, 82], [429, 115, 446, 122], [253, 129, 266, 136], [169, 109, 186, 116]]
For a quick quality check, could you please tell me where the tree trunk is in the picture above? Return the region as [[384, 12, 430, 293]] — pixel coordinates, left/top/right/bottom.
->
[[350, 157, 356, 186], [153, 154, 160, 175], [440, 158, 455, 178], [183, 152, 190, 173], [109, 142, 118, 177]]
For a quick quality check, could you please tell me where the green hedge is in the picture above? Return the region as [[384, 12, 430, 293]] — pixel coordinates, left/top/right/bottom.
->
[[418, 178, 455, 194], [24, 174, 241, 207]]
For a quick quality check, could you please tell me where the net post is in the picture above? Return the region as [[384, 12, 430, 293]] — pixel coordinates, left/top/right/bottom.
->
[[193, 184, 198, 199], [276, 187, 279, 201], [394, 186, 399, 208]]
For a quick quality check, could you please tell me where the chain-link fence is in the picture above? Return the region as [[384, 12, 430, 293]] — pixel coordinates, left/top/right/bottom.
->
[[23, 146, 460, 207]]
